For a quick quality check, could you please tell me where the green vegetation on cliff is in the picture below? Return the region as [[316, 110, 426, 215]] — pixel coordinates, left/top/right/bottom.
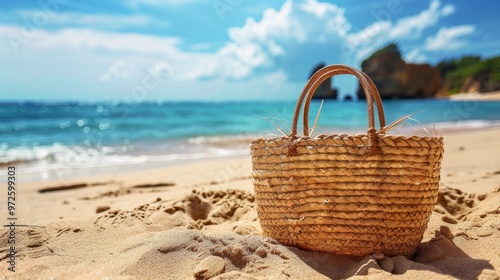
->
[[436, 55, 500, 93], [359, 42, 500, 96]]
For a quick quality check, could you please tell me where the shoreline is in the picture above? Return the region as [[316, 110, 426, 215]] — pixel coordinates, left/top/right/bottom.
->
[[440, 90, 500, 101], [4, 125, 500, 183], [25, 126, 500, 186]]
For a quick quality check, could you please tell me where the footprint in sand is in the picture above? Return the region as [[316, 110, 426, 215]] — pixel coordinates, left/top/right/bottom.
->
[[94, 189, 257, 231], [434, 187, 488, 222], [0, 227, 53, 260], [94, 206, 152, 229], [163, 189, 257, 230], [56, 226, 83, 237]]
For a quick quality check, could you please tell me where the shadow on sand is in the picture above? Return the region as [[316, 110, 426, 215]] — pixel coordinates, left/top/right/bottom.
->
[[288, 233, 495, 280]]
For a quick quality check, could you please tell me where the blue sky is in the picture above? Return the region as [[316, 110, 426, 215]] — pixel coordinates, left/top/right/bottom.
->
[[0, 0, 499, 101]]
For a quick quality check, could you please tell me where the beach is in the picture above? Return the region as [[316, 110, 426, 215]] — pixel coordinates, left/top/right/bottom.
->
[[1, 127, 499, 279], [447, 91, 500, 101], [2, 0, 500, 278]]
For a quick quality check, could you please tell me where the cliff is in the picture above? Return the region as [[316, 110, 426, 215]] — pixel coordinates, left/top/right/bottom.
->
[[357, 43, 441, 99], [308, 62, 338, 99]]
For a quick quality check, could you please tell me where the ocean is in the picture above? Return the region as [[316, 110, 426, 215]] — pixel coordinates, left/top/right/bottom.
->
[[1, 99, 499, 181]]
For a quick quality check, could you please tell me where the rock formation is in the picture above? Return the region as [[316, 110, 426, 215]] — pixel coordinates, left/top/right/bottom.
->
[[357, 43, 441, 99], [309, 62, 338, 99]]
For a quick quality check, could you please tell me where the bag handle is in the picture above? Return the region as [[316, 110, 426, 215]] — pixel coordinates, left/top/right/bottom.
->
[[290, 65, 386, 143]]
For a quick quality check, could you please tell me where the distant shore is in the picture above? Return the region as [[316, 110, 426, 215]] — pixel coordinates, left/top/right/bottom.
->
[[441, 90, 500, 101]]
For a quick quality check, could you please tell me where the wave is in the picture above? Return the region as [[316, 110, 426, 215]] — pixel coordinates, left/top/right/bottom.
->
[[0, 143, 146, 169], [430, 119, 500, 130], [1, 119, 499, 179], [0, 140, 250, 178]]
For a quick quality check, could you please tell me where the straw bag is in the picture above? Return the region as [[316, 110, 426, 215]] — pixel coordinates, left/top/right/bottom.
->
[[250, 64, 444, 257]]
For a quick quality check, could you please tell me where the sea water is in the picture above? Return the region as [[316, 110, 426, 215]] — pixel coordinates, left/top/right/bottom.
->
[[1, 99, 499, 180]]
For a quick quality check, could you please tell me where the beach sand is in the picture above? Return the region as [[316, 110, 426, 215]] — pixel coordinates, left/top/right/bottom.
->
[[1, 128, 499, 279], [446, 90, 500, 101]]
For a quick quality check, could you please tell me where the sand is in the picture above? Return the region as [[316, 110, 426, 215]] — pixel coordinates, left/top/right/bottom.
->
[[1, 127, 499, 279], [446, 91, 500, 101]]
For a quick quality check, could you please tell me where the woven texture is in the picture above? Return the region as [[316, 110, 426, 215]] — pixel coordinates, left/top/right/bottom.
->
[[250, 65, 444, 257]]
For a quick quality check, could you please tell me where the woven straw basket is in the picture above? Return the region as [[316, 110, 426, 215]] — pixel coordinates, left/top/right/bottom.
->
[[250, 64, 444, 257]]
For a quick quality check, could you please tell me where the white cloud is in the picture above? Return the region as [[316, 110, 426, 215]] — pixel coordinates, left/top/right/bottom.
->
[[441, 4, 455, 16], [186, 43, 270, 80], [2, 10, 169, 30], [51, 12, 169, 29], [299, 0, 342, 19], [346, 21, 391, 47], [100, 61, 135, 81], [229, 2, 306, 45], [190, 0, 351, 80], [346, 0, 456, 60], [1, 24, 204, 85], [16, 27, 182, 54], [188, 42, 213, 51], [425, 25, 475, 51], [389, 0, 453, 38], [264, 70, 287, 85]]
